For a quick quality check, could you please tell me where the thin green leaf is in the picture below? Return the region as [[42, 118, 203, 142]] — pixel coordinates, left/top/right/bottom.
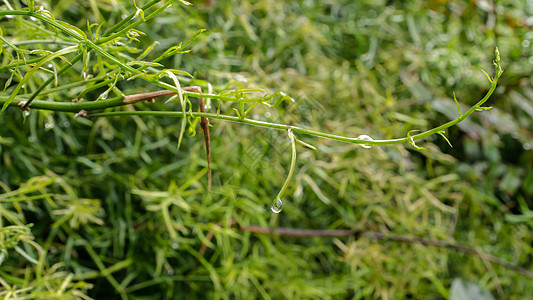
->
[[295, 136, 318, 152], [437, 130, 453, 148], [81, 45, 89, 78], [127, 73, 153, 81], [481, 69, 492, 83], [157, 70, 186, 149], [87, 20, 94, 40], [14, 246, 38, 265], [95, 22, 104, 40], [50, 62, 59, 86], [218, 88, 265, 96], [181, 29, 206, 49], [56, 20, 87, 41], [244, 103, 260, 117], [137, 41, 160, 60], [4, 69, 17, 91], [125, 61, 164, 68], [165, 69, 193, 78], [233, 108, 243, 120], [263, 91, 295, 107], [453, 92, 461, 117], [0, 27, 3, 56]]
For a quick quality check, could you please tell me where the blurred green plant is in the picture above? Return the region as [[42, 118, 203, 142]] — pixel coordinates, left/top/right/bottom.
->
[[1, 0, 532, 299], [0, 0, 504, 213]]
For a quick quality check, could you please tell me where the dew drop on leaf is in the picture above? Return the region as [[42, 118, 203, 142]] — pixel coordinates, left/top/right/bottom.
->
[[357, 134, 374, 149], [45, 122, 54, 129], [100, 91, 108, 100], [271, 198, 283, 213], [23, 111, 30, 117]]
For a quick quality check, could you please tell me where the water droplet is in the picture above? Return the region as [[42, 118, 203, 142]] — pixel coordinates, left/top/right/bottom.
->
[[45, 122, 54, 129], [271, 198, 283, 213], [166, 268, 174, 276], [171, 242, 179, 249], [524, 143, 531, 151], [99, 91, 108, 100], [522, 40, 530, 48], [23, 111, 30, 117], [47, 64, 53, 69], [357, 134, 374, 149]]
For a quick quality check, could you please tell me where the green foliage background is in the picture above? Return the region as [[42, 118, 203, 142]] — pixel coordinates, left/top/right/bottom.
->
[[1, 0, 532, 299]]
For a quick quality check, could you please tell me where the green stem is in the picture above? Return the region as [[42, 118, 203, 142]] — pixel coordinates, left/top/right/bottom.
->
[[0, 64, 501, 146], [12, 40, 77, 46], [0, 96, 125, 112], [0, 57, 42, 71], [88, 110, 405, 145]]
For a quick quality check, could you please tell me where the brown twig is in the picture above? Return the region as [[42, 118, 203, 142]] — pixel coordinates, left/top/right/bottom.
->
[[234, 225, 533, 281], [122, 87, 212, 190], [122, 90, 177, 104]]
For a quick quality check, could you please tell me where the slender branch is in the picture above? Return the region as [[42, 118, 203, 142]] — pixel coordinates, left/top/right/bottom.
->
[[0, 96, 126, 112], [11, 40, 77, 46], [237, 225, 533, 281], [0, 92, 497, 147], [90, 110, 404, 145], [0, 57, 43, 71]]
